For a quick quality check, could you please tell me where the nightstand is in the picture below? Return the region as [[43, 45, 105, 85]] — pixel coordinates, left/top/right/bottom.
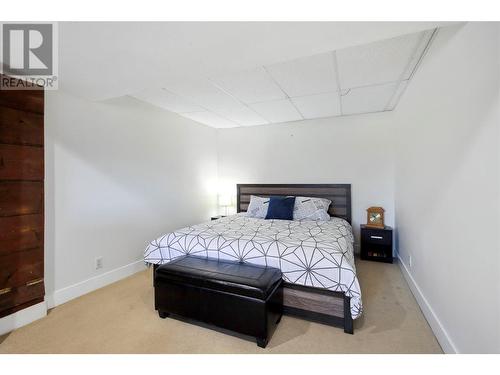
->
[[211, 215, 226, 221], [360, 225, 393, 263]]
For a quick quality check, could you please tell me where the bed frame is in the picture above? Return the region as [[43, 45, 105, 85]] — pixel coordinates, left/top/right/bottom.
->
[[236, 183, 354, 334]]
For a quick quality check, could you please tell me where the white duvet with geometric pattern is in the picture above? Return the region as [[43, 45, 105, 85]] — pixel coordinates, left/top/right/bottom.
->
[[144, 214, 362, 319]]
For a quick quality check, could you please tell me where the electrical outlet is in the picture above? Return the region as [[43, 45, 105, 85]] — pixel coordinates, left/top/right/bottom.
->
[[95, 257, 103, 270]]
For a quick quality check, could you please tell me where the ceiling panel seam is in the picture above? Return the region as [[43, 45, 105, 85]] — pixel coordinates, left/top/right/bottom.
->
[[207, 78, 270, 125], [331, 51, 344, 116], [406, 28, 439, 81], [236, 77, 421, 105], [160, 88, 206, 114], [384, 28, 438, 110], [261, 65, 305, 120], [169, 87, 241, 127], [383, 30, 430, 111]]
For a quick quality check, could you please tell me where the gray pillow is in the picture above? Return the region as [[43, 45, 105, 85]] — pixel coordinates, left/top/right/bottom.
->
[[293, 196, 331, 221], [246, 195, 270, 218]]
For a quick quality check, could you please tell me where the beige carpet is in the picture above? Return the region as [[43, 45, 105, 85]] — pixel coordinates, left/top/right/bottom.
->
[[0, 259, 442, 354]]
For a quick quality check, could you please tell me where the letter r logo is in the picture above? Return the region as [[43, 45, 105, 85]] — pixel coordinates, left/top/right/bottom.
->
[[2, 24, 53, 75]]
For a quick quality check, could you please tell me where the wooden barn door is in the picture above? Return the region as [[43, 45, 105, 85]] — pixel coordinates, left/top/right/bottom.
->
[[0, 77, 45, 318]]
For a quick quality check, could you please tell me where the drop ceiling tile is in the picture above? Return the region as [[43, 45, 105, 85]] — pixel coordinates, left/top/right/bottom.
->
[[400, 29, 435, 80], [341, 82, 399, 115], [336, 31, 426, 89], [167, 80, 238, 112], [265, 53, 338, 97], [291, 92, 341, 119], [211, 67, 286, 104], [181, 111, 237, 129], [167, 79, 267, 126], [131, 88, 203, 113], [249, 99, 302, 124], [218, 106, 269, 126]]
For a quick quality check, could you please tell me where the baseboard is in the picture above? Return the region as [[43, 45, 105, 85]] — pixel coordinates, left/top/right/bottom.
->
[[397, 255, 458, 354], [0, 301, 47, 336], [46, 260, 146, 309]]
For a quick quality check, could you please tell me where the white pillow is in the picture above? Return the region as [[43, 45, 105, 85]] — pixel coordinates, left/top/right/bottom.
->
[[293, 196, 332, 221], [246, 195, 270, 218]]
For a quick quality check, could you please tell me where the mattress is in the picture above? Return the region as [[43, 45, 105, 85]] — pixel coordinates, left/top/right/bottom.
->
[[144, 214, 362, 319]]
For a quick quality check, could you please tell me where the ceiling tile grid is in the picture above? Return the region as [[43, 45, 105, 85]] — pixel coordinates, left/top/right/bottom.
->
[[264, 53, 339, 97], [249, 99, 303, 123], [341, 82, 400, 115], [131, 28, 437, 128], [167, 79, 269, 126], [211, 67, 286, 104], [291, 92, 341, 119], [336, 31, 424, 89]]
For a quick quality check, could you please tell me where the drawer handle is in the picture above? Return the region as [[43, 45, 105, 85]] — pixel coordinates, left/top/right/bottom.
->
[[26, 278, 43, 287], [0, 287, 12, 295], [370, 235, 383, 240]]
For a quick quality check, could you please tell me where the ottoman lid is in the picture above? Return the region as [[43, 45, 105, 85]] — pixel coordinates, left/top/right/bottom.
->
[[155, 256, 282, 300]]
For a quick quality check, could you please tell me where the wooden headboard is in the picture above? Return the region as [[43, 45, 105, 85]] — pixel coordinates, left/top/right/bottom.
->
[[236, 184, 352, 224]]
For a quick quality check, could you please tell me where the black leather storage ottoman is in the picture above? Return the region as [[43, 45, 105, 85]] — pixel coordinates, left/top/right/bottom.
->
[[154, 256, 283, 348]]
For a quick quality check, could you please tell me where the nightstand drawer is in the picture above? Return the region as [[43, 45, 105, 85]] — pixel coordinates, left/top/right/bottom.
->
[[361, 228, 392, 245]]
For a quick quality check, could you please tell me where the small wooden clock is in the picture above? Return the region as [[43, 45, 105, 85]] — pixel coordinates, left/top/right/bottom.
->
[[366, 206, 385, 228]]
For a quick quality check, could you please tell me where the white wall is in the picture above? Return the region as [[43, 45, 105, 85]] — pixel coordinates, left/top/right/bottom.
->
[[393, 23, 500, 353], [44, 91, 218, 304], [217, 113, 396, 248]]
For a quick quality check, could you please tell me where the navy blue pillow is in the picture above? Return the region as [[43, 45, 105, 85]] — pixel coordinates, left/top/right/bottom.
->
[[265, 196, 296, 220]]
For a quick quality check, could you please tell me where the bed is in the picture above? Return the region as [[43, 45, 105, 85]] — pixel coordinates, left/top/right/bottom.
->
[[144, 184, 361, 333]]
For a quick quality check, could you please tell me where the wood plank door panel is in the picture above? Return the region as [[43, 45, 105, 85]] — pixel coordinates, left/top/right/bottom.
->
[[0, 85, 44, 114], [0, 106, 44, 146], [0, 214, 44, 256], [0, 144, 44, 180], [0, 181, 43, 216], [0, 247, 44, 289], [0, 282, 45, 314], [0, 80, 44, 317]]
